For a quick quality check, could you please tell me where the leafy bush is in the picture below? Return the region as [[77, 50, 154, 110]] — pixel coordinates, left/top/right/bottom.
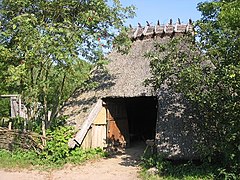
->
[[0, 126, 106, 169], [40, 126, 74, 164], [40, 126, 106, 167]]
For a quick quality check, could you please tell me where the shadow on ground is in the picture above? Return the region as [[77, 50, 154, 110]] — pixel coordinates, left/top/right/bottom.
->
[[107, 141, 146, 167]]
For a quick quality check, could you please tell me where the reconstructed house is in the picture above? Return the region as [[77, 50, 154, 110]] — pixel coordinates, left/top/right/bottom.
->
[[61, 19, 200, 160]]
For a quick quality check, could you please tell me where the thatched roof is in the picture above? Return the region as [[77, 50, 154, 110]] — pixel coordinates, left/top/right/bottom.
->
[[61, 20, 194, 127]]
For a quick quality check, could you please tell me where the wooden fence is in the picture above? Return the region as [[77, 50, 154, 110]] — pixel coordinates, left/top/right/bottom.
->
[[0, 127, 43, 151]]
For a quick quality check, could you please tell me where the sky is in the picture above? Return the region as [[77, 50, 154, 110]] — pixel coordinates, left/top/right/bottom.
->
[[120, 0, 203, 27]]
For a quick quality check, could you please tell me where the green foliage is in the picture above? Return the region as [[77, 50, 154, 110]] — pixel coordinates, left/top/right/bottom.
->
[[0, 98, 10, 118], [67, 147, 106, 164], [0, 0, 135, 127], [141, 153, 169, 173], [9, 117, 26, 130], [0, 126, 106, 169], [1, 116, 27, 130], [113, 27, 133, 54], [146, 0, 239, 177], [41, 126, 74, 164], [48, 116, 67, 131], [0, 149, 40, 169], [140, 154, 215, 180], [40, 126, 106, 167]]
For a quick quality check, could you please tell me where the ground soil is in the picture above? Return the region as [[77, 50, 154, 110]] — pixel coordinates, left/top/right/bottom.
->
[[0, 142, 145, 180]]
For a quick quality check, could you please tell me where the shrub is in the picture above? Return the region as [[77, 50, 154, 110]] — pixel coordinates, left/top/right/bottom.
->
[[0, 126, 106, 169], [41, 126, 74, 164]]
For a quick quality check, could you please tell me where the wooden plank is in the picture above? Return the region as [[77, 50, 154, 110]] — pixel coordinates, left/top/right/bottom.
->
[[69, 99, 103, 148], [92, 125, 107, 148], [0, 94, 19, 98], [106, 103, 129, 148], [10, 97, 19, 118], [81, 128, 93, 149], [108, 119, 126, 146], [93, 107, 107, 125]]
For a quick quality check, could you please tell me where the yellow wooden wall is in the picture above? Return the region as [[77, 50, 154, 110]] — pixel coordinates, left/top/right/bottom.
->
[[81, 106, 107, 149]]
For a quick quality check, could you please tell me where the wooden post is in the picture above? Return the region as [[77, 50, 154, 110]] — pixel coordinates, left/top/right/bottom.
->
[[1, 94, 28, 131], [10, 96, 16, 118], [1, 118, 4, 127], [8, 121, 12, 130], [10, 96, 18, 130], [18, 96, 21, 117], [42, 120, 46, 146], [19, 96, 26, 132]]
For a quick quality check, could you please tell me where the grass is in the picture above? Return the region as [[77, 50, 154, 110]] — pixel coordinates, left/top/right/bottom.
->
[[0, 149, 39, 169], [0, 147, 106, 170], [0, 126, 107, 170], [140, 162, 215, 180], [139, 152, 219, 180], [140, 153, 240, 180]]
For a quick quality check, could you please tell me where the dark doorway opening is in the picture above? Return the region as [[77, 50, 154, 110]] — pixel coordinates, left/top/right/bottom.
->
[[126, 97, 157, 143], [103, 96, 157, 147]]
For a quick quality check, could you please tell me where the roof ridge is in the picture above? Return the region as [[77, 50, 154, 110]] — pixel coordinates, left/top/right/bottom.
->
[[129, 19, 194, 40]]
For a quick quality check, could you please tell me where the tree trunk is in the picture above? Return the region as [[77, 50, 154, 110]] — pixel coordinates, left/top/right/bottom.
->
[[50, 73, 66, 121]]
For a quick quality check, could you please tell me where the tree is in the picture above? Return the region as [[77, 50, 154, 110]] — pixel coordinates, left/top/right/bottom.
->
[[0, 45, 11, 118], [146, 0, 239, 174], [0, 0, 135, 135]]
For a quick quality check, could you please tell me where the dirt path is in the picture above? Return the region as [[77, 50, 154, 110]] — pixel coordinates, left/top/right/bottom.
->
[[0, 143, 145, 180]]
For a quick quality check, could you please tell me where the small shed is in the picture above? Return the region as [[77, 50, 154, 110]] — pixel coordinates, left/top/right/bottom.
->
[[62, 19, 200, 160]]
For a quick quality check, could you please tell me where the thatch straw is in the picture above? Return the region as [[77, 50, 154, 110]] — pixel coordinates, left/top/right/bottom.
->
[[61, 20, 194, 127]]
